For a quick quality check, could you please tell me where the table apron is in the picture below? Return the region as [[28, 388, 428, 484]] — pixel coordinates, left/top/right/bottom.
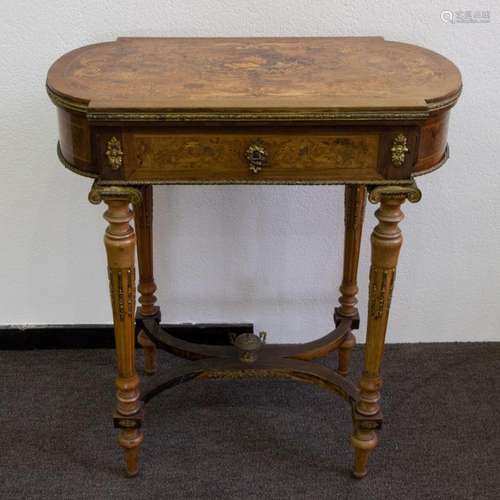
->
[[91, 126, 419, 183]]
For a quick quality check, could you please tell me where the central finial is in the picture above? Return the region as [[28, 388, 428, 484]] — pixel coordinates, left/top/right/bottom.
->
[[231, 331, 267, 363]]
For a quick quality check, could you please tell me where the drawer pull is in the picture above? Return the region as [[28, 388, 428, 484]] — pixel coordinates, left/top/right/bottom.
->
[[245, 143, 267, 173], [391, 134, 409, 167]]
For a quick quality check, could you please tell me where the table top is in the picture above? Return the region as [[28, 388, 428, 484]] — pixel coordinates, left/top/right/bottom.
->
[[47, 37, 461, 119], [48, 37, 462, 185]]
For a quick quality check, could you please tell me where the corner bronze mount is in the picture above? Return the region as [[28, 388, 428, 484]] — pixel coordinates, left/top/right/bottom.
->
[[390, 133, 409, 167], [368, 182, 422, 204], [88, 181, 142, 205], [106, 136, 124, 170]]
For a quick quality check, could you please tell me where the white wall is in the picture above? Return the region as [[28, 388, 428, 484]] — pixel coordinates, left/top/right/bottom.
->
[[1, 1, 499, 342]]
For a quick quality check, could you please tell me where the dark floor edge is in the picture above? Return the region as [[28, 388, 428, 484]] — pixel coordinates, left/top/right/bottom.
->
[[0, 323, 254, 349]]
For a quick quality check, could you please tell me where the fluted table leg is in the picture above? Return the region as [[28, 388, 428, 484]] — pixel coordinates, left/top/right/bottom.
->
[[351, 183, 421, 479], [89, 184, 144, 477]]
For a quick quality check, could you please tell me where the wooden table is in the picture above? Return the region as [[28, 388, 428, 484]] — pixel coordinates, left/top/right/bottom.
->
[[47, 37, 461, 478]]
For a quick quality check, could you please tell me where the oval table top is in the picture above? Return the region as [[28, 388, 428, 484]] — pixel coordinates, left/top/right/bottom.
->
[[47, 37, 462, 118]]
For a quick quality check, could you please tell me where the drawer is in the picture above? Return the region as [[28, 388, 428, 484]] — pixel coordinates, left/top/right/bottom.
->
[[95, 127, 418, 183]]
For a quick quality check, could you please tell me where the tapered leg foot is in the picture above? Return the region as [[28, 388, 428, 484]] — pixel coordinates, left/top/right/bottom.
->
[[119, 429, 144, 477], [351, 429, 378, 479], [138, 330, 157, 375], [337, 331, 356, 376]]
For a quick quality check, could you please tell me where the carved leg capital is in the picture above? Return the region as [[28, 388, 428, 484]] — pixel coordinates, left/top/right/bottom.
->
[[88, 182, 142, 206]]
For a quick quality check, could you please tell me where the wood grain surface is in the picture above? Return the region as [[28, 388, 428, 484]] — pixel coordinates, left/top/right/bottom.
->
[[121, 129, 382, 182], [47, 37, 461, 113]]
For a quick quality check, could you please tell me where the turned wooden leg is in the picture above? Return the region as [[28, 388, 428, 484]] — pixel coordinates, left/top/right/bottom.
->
[[138, 331, 157, 375], [335, 185, 366, 376], [89, 184, 144, 477], [351, 183, 421, 479], [351, 429, 378, 479], [337, 331, 356, 377], [134, 185, 159, 375]]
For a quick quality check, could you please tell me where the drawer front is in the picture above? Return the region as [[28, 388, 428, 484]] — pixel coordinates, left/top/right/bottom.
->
[[94, 127, 421, 183], [119, 130, 384, 183]]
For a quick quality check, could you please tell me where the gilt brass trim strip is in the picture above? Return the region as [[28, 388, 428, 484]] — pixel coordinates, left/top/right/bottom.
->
[[86, 110, 430, 122], [95, 178, 417, 186], [47, 85, 88, 113], [48, 84, 430, 122], [48, 84, 461, 122]]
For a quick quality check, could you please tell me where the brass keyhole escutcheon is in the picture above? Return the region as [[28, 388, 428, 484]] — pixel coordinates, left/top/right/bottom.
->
[[245, 143, 268, 174]]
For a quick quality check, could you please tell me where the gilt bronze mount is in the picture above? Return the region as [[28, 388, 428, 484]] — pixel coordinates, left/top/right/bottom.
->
[[245, 143, 268, 173], [390, 133, 409, 167]]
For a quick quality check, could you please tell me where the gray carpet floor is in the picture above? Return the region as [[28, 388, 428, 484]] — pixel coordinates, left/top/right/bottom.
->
[[1, 343, 500, 500]]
